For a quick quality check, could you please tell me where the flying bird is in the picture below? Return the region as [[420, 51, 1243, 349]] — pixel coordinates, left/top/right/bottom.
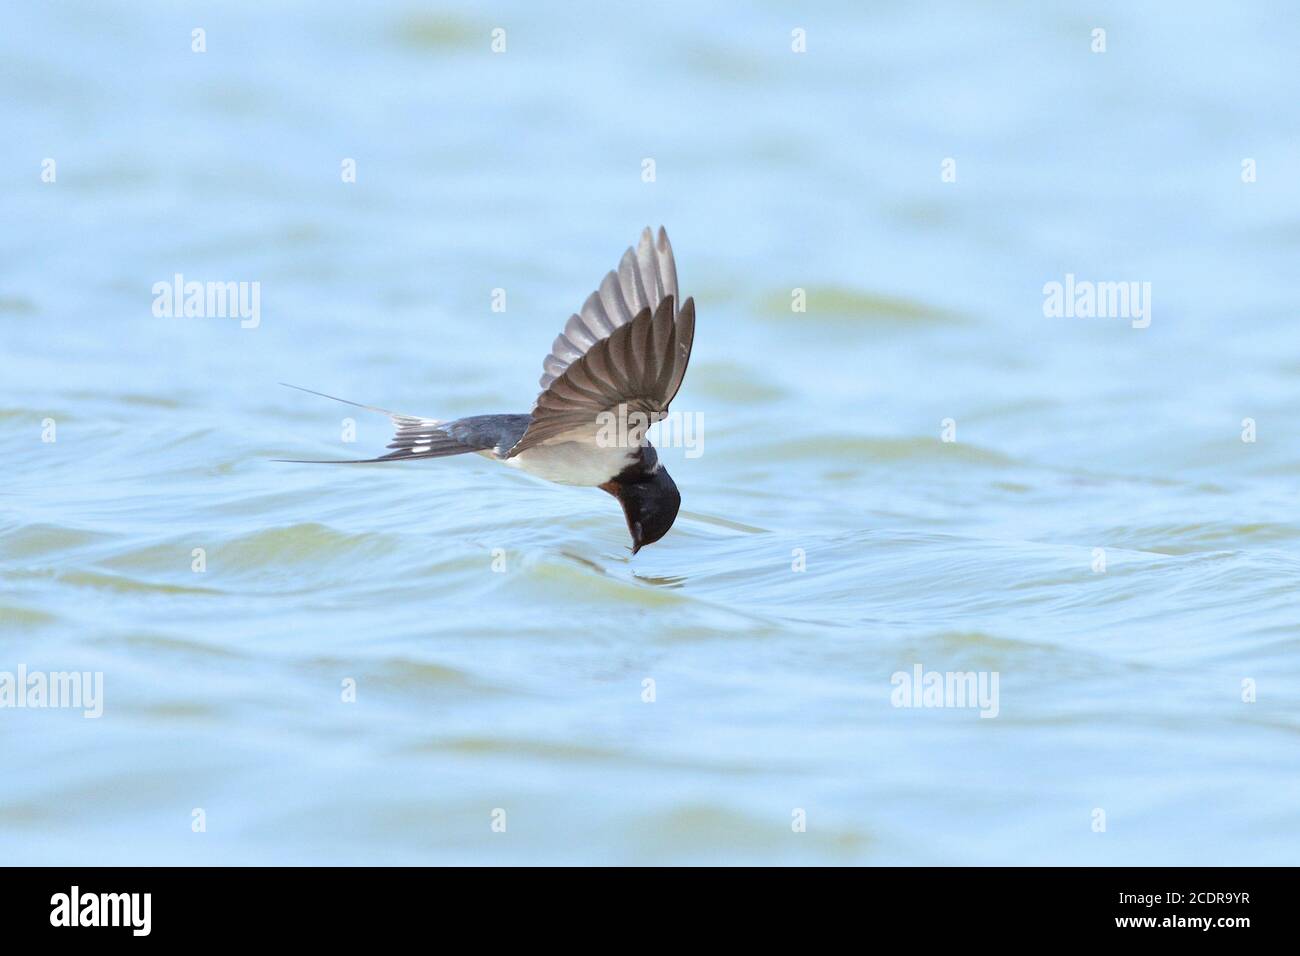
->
[[281, 227, 695, 554]]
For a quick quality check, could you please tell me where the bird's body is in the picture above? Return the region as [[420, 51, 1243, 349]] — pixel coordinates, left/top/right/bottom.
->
[[281, 227, 695, 553], [503, 431, 641, 487]]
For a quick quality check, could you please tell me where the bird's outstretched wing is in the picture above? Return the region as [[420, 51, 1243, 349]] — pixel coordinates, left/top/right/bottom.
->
[[508, 228, 694, 457], [536, 226, 682, 391]]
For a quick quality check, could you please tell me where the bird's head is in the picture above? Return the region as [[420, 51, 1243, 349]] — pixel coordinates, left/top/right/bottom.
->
[[601, 465, 681, 554]]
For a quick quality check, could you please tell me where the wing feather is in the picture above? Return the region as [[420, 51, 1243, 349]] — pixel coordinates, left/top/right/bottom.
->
[[513, 228, 693, 457], [509, 295, 694, 456], [537, 226, 681, 390]]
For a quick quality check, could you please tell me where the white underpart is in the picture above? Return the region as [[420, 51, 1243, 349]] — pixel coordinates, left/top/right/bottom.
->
[[494, 432, 639, 487]]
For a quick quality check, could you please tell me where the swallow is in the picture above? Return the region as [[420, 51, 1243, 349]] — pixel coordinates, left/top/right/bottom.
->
[[281, 226, 695, 554]]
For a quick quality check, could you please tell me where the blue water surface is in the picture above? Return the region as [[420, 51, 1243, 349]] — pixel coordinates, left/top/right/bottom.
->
[[2, 1, 1298, 864]]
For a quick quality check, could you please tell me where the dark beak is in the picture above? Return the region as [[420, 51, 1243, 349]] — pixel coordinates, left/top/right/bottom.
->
[[629, 521, 644, 555]]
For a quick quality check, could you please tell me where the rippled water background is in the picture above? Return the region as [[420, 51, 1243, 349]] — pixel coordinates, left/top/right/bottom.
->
[[3, 2, 1299, 864]]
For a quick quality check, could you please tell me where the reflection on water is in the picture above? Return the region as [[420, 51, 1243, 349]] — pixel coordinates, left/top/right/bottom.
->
[[2, 0, 1299, 864]]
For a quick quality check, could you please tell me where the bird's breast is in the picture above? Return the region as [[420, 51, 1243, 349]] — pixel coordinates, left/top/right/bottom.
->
[[503, 439, 639, 487]]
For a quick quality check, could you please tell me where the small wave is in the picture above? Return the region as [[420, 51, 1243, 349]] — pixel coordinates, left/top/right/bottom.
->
[[688, 361, 787, 404], [54, 570, 221, 596], [0, 523, 106, 560], [736, 434, 1014, 466], [215, 522, 394, 570], [390, 12, 481, 51], [0, 605, 58, 628], [1100, 521, 1300, 554], [757, 287, 966, 325], [631, 804, 873, 862]]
